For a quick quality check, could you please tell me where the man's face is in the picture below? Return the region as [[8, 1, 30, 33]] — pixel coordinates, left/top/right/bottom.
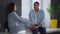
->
[[34, 3, 39, 10]]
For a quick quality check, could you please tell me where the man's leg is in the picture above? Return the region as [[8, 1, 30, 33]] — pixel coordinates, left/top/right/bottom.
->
[[32, 29, 38, 34], [38, 27, 46, 34]]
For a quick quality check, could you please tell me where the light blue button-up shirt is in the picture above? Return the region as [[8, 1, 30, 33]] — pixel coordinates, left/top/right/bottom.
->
[[29, 9, 45, 27]]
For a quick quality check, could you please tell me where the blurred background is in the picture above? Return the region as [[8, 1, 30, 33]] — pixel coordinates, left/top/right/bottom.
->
[[0, 0, 60, 34]]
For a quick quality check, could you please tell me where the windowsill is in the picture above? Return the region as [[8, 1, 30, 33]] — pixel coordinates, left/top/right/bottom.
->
[[46, 28, 60, 33]]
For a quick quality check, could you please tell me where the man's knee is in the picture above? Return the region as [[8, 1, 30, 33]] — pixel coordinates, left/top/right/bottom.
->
[[39, 27, 46, 30], [32, 29, 39, 34], [39, 27, 46, 32], [38, 27, 46, 34]]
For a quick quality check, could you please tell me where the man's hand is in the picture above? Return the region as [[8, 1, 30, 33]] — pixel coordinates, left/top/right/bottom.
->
[[31, 24, 40, 30], [35, 25, 40, 28]]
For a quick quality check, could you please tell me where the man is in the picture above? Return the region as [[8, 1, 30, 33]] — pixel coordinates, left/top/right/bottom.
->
[[29, 1, 46, 34]]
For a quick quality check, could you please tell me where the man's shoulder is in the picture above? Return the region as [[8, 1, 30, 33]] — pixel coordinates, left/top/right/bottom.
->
[[30, 9, 34, 13], [30, 9, 34, 12], [39, 9, 45, 15], [39, 9, 44, 13], [39, 9, 44, 11]]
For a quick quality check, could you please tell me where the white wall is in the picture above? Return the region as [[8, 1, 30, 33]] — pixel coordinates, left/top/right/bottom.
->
[[43, 0, 51, 28], [21, 0, 32, 19]]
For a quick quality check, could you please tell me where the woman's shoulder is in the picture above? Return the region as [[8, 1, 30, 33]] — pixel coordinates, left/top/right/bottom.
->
[[8, 12, 15, 17]]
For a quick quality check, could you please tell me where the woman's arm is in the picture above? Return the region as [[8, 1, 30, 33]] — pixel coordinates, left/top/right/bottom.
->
[[12, 12, 28, 23]]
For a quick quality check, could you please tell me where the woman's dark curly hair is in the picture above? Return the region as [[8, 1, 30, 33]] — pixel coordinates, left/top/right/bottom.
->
[[7, 2, 15, 11]]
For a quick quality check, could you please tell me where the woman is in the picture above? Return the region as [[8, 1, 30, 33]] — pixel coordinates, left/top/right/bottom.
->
[[7, 2, 31, 34]]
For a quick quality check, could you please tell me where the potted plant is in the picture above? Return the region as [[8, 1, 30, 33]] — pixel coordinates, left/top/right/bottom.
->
[[47, 5, 57, 28]]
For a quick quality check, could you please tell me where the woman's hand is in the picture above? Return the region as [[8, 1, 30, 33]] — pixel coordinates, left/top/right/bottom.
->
[[26, 29, 32, 32]]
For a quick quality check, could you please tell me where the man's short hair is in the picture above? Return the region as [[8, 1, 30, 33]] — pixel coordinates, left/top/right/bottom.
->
[[34, 1, 39, 5]]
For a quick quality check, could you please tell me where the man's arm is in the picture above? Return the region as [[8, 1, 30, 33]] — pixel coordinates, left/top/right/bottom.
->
[[29, 10, 35, 25], [39, 10, 45, 27]]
